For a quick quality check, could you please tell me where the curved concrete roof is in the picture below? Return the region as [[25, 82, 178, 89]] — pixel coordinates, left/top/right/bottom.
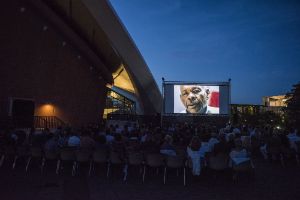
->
[[35, 0, 162, 114]]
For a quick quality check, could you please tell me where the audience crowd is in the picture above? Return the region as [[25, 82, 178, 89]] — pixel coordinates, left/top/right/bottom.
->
[[0, 121, 299, 180]]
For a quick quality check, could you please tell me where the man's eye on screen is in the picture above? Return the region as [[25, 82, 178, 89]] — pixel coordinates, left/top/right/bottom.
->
[[192, 89, 201, 94]]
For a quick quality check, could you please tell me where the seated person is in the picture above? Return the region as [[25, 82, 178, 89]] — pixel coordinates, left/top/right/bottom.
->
[[212, 134, 230, 155], [260, 143, 268, 160], [287, 128, 298, 138], [141, 134, 160, 155], [94, 134, 108, 150], [44, 133, 59, 152], [208, 132, 219, 151], [160, 135, 176, 156], [58, 129, 70, 147], [287, 128, 300, 152], [126, 138, 141, 153], [266, 134, 282, 160], [187, 136, 202, 175], [68, 133, 80, 147], [105, 129, 115, 144], [229, 138, 250, 166], [199, 134, 211, 158], [80, 130, 95, 150], [111, 134, 127, 161], [31, 131, 47, 148]]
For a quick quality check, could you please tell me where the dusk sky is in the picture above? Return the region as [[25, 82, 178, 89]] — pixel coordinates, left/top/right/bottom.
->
[[109, 0, 300, 105]]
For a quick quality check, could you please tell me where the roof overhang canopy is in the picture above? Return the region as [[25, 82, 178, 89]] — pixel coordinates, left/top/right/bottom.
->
[[33, 0, 162, 114]]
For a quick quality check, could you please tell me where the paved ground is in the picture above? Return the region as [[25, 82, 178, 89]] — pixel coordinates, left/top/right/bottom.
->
[[0, 158, 300, 200]]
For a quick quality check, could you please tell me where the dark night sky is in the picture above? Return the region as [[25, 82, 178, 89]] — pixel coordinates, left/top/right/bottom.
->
[[109, 0, 300, 104]]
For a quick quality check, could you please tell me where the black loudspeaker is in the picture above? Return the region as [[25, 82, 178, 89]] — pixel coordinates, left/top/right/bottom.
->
[[11, 99, 35, 128]]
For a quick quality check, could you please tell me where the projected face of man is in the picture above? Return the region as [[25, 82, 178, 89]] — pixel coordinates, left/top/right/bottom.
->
[[180, 85, 210, 113]]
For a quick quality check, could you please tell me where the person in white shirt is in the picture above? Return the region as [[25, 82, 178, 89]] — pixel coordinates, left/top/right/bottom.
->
[[230, 138, 250, 166], [287, 128, 300, 152], [106, 132, 114, 144], [187, 136, 202, 175], [208, 132, 219, 151]]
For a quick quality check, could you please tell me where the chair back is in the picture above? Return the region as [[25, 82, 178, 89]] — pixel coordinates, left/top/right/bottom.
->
[[110, 151, 122, 164], [186, 158, 193, 169], [281, 146, 293, 158], [60, 148, 75, 161], [166, 156, 184, 168], [30, 147, 42, 157], [268, 146, 281, 154], [176, 148, 187, 159], [267, 137, 282, 154], [296, 141, 300, 153], [44, 150, 58, 160], [232, 160, 252, 171], [208, 153, 229, 170], [76, 150, 91, 162], [5, 145, 15, 155], [128, 152, 143, 165], [242, 137, 251, 150], [146, 154, 164, 167], [93, 150, 107, 163], [17, 146, 29, 157]]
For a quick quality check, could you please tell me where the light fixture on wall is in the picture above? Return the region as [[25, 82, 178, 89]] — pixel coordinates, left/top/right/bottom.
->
[[62, 41, 66, 47], [38, 103, 55, 116], [43, 25, 48, 31]]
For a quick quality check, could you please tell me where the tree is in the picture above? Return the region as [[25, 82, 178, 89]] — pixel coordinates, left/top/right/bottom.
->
[[285, 82, 300, 130]]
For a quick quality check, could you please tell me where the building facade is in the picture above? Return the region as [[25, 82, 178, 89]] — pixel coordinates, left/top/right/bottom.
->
[[0, 0, 161, 127], [262, 95, 288, 107]]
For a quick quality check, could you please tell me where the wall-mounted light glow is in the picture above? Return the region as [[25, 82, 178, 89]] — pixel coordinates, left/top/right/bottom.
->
[[37, 103, 55, 116], [20, 7, 26, 13]]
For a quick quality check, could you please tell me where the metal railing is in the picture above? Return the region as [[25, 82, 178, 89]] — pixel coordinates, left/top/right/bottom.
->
[[34, 116, 65, 129]]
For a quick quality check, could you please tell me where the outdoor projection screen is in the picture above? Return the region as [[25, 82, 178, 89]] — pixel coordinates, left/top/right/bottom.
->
[[163, 82, 230, 115]]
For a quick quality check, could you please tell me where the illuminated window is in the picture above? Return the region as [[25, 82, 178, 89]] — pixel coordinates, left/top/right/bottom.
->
[[103, 89, 136, 118], [112, 64, 135, 93]]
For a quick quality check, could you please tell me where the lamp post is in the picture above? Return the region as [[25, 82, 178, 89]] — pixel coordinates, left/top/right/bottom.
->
[[228, 78, 232, 116], [161, 77, 165, 127]]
